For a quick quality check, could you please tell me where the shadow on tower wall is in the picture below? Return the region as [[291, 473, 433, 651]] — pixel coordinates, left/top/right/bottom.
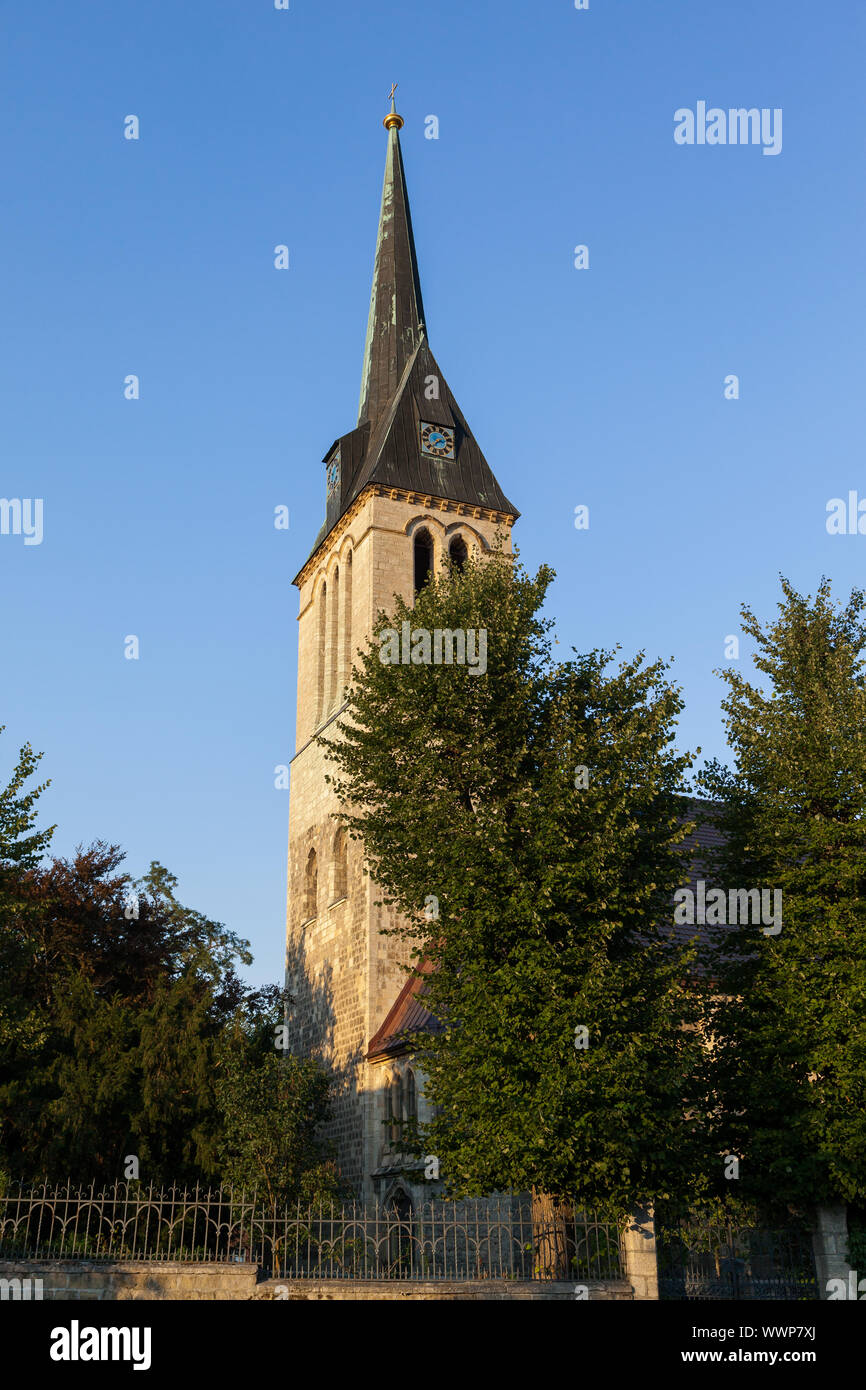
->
[[284, 930, 366, 1195]]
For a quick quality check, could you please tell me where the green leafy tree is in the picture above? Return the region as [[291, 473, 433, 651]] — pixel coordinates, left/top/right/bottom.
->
[[213, 993, 340, 1206], [0, 843, 253, 1182], [699, 576, 866, 1210], [323, 546, 708, 1212], [0, 819, 340, 1193], [0, 729, 54, 877], [28, 973, 140, 1180], [0, 731, 55, 1182]]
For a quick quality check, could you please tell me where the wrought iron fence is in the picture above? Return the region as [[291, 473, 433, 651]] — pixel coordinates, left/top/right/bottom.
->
[[0, 1182, 624, 1282], [657, 1218, 819, 1300]]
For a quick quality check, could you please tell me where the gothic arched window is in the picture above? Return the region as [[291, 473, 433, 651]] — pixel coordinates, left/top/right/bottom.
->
[[449, 535, 468, 572], [413, 529, 433, 594], [304, 848, 318, 922], [333, 826, 348, 902]]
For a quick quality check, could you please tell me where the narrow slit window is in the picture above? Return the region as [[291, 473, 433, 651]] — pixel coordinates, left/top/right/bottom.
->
[[333, 827, 348, 901], [304, 848, 318, 922], [316, 582, 327, 726], [406, 1069, 417, 1124], [390, 1073, 403, 1143]]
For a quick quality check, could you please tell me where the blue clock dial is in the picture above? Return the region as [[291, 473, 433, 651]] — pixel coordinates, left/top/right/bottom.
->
[[326, 447, 341, 499], [420, 422, 456, 460]]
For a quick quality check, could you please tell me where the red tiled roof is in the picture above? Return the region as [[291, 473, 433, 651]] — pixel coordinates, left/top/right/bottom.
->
[[366, 958, 441, 1061]]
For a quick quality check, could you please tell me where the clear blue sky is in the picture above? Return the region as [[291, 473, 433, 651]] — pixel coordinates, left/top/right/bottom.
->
[[2, 0, 864, 987]]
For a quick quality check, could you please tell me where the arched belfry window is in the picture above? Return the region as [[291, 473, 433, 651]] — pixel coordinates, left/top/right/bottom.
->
[[413, 529, 433, 594], [304, 848, 318, 922], [333, 826, 348, 901], [449, 535, 468, 572]]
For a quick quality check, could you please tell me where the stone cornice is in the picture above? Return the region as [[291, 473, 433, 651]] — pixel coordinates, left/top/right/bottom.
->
[[293, 483, 515, 589]]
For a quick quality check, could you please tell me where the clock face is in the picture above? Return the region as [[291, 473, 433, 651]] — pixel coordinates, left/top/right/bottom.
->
[[420, 422, 456, 460], [326, 448, 340, 499]]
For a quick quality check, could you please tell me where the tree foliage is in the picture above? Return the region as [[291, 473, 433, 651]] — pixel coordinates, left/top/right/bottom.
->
[[213, 995, 340, 1205], [0, 737, 337, 1197], [323, 546, 708, 1210], [699, 576, 866, 1207]]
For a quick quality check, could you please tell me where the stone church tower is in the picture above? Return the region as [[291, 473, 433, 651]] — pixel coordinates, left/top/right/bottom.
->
[[285, 96, 518, 1202]]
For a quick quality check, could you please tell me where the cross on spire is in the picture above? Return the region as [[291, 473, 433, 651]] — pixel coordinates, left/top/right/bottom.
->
[[383, 81, 404, 132]]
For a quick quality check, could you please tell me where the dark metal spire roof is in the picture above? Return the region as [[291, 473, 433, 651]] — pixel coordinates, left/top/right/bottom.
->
[[357, 99, 426, 431], [296, 100, 518, 580], [346, 336, 517, 517]]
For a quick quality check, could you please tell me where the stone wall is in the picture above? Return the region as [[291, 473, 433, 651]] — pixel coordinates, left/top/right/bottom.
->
[[0, 1261, 258, 1301], [0, 1262, 632, 1301], [254, 1278, 633, 1301]]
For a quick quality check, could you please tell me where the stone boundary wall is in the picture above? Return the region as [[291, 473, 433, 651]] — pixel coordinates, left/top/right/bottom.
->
[[0, 1262, 633, 1301], [0, 1261, 258, 1301], [254, 1278, 633, 1300]]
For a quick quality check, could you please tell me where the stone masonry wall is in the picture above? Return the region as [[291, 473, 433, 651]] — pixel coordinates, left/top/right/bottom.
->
[[0, 1262, 631, 1301], [254, 1278, 633, 1301], [0, 1261, 258, 1301]]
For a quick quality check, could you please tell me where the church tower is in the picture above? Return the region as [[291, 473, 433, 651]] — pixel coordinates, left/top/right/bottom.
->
[[285, 95, 518, 1201]]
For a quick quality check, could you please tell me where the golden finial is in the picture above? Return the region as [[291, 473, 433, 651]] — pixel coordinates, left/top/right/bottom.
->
[[384, 82, 404, 131]]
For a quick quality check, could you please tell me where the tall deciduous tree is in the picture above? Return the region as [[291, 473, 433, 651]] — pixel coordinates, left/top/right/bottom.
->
[[699, 577, 866, 1209], [323, 547, 708, 1212]]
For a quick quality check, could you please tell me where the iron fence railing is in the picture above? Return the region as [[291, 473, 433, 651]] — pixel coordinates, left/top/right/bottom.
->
[[657, 1218, 819, 1300], [0, 1182, 625, 1282]]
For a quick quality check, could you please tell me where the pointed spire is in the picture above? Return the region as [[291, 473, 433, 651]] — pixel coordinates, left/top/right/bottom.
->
[[357, 87, 426, 430], [295, 94, 518, 580]]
